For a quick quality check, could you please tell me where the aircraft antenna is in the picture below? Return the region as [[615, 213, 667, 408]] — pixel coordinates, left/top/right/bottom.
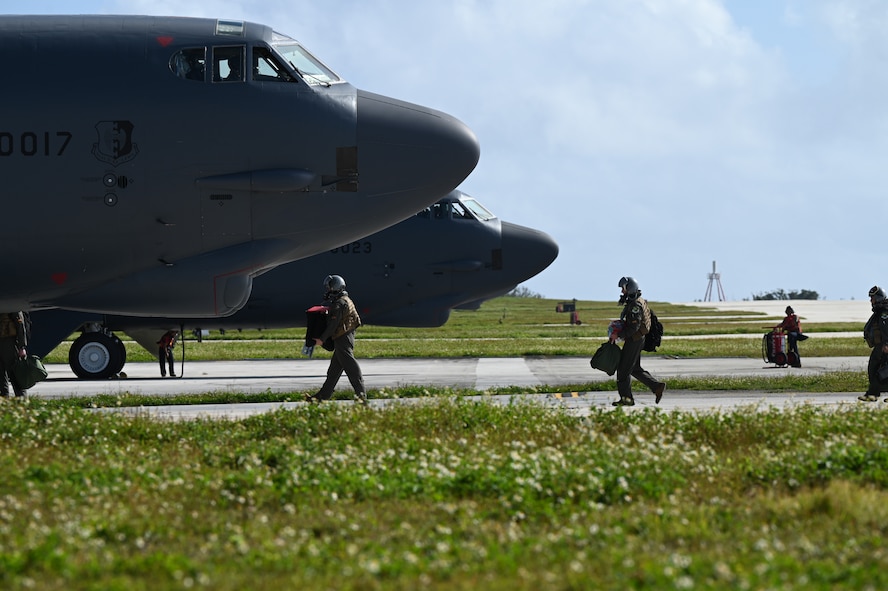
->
[[704, 260, 726, 301]]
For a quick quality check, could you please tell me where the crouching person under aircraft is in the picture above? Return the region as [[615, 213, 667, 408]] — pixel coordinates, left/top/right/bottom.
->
[[305, 275, 367, 405], [157, 330, 178, 377]]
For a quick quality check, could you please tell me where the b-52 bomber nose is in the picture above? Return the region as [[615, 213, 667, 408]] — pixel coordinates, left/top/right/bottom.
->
[[499, 221, 560, 284], [355, 90, 480, 222]]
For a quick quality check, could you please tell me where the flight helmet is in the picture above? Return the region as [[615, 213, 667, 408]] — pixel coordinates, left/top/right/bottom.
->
[[324, 274, 346, 296], [618, 276, 639, 296], [869, 285, 886, 303]]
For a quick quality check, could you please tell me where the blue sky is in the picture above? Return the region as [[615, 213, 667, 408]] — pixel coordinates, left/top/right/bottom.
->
[[7, 0, 887, 302]]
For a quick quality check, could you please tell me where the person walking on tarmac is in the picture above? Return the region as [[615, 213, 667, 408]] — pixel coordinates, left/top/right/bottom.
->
[[774, 305, 804, 367], [609, 277, 666, 407], [0, 312, 28, 398], [859, 286, 888, 402], [305, 275, 367, 405]]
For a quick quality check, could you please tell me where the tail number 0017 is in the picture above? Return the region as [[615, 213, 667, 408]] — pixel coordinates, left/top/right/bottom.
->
[[0, 131, 73, 157]]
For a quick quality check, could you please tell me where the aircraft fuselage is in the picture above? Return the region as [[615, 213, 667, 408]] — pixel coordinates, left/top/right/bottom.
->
[[0, 15, 479, 316], [28, 191, 559, 379]]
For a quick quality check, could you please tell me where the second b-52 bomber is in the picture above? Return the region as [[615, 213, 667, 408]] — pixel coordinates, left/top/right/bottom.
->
[[0, 15, 479, 316], [30, 191, 558, 378]]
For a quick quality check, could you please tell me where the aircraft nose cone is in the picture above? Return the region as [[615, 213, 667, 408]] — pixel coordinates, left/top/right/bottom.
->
[[357, 90, 480, 203], [500, 221, 559, 281]]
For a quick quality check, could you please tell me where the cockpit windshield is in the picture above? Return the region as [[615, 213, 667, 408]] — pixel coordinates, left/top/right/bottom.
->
[[417, 197, 498, 222], [271, 31, 341, 85], [461, 198, 496, 221]]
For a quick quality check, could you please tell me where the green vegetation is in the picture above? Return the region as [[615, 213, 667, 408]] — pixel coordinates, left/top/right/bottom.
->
[[1, 399, 887, 589], [6, 296, 883, 589], [754, 289, 820, 300]]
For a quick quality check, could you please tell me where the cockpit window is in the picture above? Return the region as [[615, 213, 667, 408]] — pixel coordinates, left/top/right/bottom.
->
[[271, 32, 341, 85], [429, 201, 470, 220], [461, 198, 496, 221], [450, 202, 474, 220], [213, 46, 245, 82], [416, 198, 497, 221], [170, 47, 206, 81], [253, 46, 295, 82]]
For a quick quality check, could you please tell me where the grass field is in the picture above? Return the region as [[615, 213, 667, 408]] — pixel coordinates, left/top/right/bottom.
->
[[5, 296, 887, 590]]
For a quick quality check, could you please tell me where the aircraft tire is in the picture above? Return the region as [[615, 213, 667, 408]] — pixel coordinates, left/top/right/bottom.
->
[[69, 332, 124, 379], [109, 334, 127, 375]]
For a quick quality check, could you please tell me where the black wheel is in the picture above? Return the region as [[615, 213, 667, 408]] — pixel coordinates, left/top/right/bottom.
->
[[774, 352, 787, 367], [68, 332, 124, 379], [109, 334, 127, 375]]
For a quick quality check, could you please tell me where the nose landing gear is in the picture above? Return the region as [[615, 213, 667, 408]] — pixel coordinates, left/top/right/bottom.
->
[[68, 331, 126, 379]]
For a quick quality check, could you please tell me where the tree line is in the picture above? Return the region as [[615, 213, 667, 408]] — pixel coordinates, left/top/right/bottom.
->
[[752, 289, 819, 300]]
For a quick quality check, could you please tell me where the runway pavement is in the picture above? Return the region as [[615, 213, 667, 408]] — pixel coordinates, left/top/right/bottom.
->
[[682, 298, 870, 323]]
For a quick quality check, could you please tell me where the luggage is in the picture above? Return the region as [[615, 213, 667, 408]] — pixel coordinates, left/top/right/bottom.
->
[[590, 342, 621, 376], [303, 305, 333, 356], [762, 330, 787, 366], [12, 355, 48, 390], [762, 330, 803, 367]]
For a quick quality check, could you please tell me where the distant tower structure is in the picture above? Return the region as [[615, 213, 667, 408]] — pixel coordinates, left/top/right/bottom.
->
[[704, 260, 726, 302]]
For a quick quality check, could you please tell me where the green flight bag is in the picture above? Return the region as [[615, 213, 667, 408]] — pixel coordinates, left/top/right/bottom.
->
[[589, 342, 621, 376], [12, 355, 48, 390]]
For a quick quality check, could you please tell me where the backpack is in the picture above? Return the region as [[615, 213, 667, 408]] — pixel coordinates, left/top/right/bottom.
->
[[643, 310, 663, 352]]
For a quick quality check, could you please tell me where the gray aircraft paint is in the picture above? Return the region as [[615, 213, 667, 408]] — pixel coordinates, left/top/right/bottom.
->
[[30, 191, 558, 378], [0, 15, 478, 316]]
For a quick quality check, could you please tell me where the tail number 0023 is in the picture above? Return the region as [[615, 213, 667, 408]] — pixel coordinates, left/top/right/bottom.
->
[[331, 241, 372, 254]]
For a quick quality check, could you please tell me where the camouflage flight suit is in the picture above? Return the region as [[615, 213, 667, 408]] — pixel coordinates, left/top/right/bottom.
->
[[313, 291, 366, 403], [0, 312, 28, 397], [862, 300, 888, 400], [615, 295, 664, 404]]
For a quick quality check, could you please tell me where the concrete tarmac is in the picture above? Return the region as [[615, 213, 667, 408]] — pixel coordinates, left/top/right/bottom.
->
[[29, 299, 876, 419], [30, 354, 873, 420], [682, 299, 870, 323]]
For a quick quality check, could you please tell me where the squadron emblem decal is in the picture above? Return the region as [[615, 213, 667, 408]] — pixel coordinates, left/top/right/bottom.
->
[[92, 120, 139, 166]]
